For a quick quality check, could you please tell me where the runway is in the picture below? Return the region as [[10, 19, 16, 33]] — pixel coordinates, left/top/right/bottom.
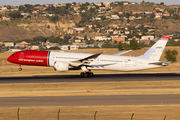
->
[[0, 73, 180, 83], [0, 94, 180, 107], [0, 73, 180, 107]]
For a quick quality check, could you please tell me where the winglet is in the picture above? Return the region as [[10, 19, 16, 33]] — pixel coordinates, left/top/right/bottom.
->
[[162, 35, 170, 39]]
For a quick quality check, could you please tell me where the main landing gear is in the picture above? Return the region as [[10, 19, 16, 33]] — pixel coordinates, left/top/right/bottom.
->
[[80, 71, 94, 77], [80, 66, 94, 77]]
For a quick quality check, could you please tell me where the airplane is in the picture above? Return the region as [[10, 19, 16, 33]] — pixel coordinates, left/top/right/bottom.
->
[[7, 35, 172, 77]]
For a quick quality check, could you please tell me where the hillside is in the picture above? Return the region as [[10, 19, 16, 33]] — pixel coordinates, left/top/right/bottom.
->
[[0, 3, 180, 42], [0, 15, 79, 42], [111, 4, 162, 13]]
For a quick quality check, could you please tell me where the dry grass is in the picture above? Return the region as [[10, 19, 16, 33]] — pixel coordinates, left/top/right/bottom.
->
[[0, 105, 180, 120], [0, 48, 180, 120], [1, 80, 180, 97]]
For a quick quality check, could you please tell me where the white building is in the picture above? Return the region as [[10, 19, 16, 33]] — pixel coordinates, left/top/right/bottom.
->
[[95, 36, 112, 41], [60, 45, 79, 50], [141, 35, 155, 40], [111, 15, 120, 19]]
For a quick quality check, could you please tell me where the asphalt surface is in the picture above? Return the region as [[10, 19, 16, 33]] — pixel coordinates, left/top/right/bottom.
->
[[0, 73, 180, 83], [0, 73, 180, 107], [0, 94, 180, 107]]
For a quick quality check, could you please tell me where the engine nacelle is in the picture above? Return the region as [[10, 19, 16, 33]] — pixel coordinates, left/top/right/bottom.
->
[[54, 61, 69, 71]]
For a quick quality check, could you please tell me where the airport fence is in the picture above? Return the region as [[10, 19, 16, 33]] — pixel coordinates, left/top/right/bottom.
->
[[14, 108, 167, 120]]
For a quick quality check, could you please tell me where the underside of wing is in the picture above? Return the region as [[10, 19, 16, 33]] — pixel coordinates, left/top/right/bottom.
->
[[69, 52, 104, 67]]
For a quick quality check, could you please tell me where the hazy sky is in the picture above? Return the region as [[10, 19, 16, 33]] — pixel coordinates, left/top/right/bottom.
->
[[1, 0, 180, 6]]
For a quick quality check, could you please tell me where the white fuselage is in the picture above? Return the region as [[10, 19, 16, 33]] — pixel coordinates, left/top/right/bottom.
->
[[49, 51, 161, 72]]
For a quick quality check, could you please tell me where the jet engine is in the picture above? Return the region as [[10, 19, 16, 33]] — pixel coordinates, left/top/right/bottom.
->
[[54, 61, 69, 71]]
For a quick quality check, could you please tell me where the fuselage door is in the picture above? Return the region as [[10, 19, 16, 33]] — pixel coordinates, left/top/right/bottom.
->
[[133, 60, 137, 66], [49, 53, 56, 67], [51, 54, 55, 61]]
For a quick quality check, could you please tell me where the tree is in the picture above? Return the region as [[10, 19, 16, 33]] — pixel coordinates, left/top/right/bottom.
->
[[19, 5, 25, 12], [130, 38, 139, 50], [8, 11, 22, 19], [123, 43, 130, 50], [160, 2, 164, 5], [49, 16, 59, 23], [165, 49, 178, 62], [101, 43, 116, 48], [117, 42, 123, 50]]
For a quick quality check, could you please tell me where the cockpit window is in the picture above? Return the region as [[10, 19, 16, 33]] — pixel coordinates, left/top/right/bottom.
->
[[12, 54, 15, 56]]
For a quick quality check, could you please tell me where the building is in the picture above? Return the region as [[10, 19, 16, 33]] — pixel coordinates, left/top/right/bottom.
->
[[144, 11, 153, 15], [46, 43, 59, 49], [60, 45, 79, 50], [94, 36, 111, 41], [119, 12, 123, 15], [103, 1, 110, 8], [141, 35, 155, 40], [34, 6, 47, 11], [86, 24, 93, 29], [111, 15, 120, 19], [87, 5, 96, 10], [31, 45, 39, 50], [96, 3, 102, 6], [17, 41, 29, 47], [123, 2, 129, 5], [67, 28, 76, 34], [112, 37, 126, 43], [74, 6, 80, 11], [155, 13, 162, 19], [131, 2, 136, 5], [2, 16, 10, 21], [4, 42, 14, 47], [125, 31, 130, 34], [53, 3, 61, 7], [113, 30, 121, 35], [73, 27, 85, 33]]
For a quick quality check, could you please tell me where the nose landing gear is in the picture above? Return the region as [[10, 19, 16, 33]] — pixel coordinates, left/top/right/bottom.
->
[[17, 64, 22, 71], [18, 68, 22, 71]]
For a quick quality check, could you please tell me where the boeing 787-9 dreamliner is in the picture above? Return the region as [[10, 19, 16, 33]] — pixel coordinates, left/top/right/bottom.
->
[[7, 35, 172, 77]]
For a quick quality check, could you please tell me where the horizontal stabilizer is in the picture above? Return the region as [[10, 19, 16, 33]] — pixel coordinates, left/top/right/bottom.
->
[[149, 61, 173, 66]]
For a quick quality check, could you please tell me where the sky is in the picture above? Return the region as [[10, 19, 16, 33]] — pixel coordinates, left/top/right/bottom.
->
[[0, 0, 180, 6]]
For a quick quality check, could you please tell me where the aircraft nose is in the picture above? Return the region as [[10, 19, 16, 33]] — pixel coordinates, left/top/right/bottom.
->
[[7, 56, 13, 63]]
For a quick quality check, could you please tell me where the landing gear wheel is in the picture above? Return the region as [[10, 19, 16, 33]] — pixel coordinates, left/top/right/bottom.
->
[[80, 72, 85, 77], [80, 72, 94, 77], [89, 72, 94, 77], [84, 72, 89, 77], [18, 68, 22, 71]]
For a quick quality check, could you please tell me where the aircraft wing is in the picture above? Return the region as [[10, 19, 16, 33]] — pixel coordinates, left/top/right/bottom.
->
[[113, 50, 132, 56], [69, 52, 104, 67], [149, 61, 173, 66]]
